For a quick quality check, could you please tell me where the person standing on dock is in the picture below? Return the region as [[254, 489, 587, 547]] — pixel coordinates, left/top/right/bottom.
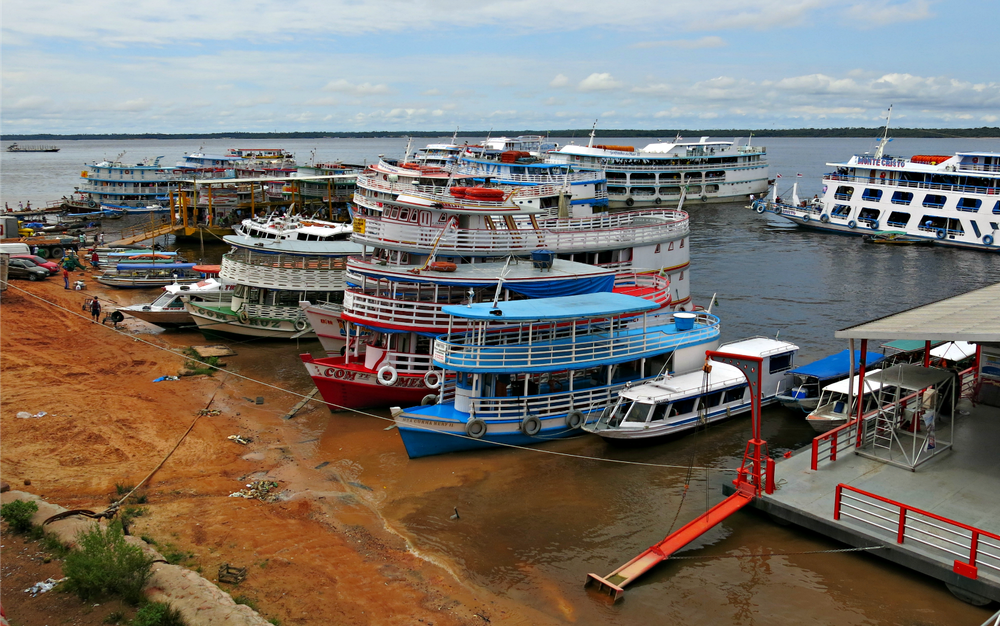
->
[[62, 264, 70, 289], [90, 297, 101, 323], [91, 250, 100, 270]]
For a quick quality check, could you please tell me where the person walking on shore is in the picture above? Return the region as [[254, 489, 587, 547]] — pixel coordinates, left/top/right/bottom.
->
[[62, 265, 70, 289], [91, 250, 100, 270], [90, 297, 102, 323]]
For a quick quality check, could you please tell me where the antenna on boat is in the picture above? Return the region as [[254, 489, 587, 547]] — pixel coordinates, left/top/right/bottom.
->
[[402, 137, 413, 165], [491, 256, 513, 309], [587, 120, 598, 148], [873, 104, 893, 160], [706, 292, 717, 314], [451, 127, 459, 145]]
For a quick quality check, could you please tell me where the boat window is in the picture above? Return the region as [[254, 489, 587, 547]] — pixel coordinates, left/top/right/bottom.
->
[[971, 221, 982, 238], [769, 352, 794, 374], [650, 402, 669, 422], [608, 400, 632, 427], [886, 211, 910, 228], [832, 204, 851, 217], [724, 386, 746, 403], [891, 191, 913, 205], [233, 284, 247, 298], [993, 201, 1000, 215], [398, 209, 410, 221], [862, 188, 883, 201], [625, 403, 653, 424], [919, 216, 946, 231], [957, 198, 981, 212], [835, 186, 854, 201], [859, 208, 880, 223], [150, 292, 177, 307], [922, 194, 946, 208], [670, 398, 696, 416], [704, 391, 724, 407]]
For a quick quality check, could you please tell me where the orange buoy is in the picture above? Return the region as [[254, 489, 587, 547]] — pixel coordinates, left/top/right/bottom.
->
[[428, 261, 457, 272], [192, 264, 221, 274]]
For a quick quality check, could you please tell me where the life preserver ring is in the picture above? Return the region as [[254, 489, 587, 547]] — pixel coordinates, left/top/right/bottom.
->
[[377, 363, 398, 386], [88, 200, 96, 208], [801, 214, 810, 222], [324, 368, 336, 377], [238, 309, 250, 323], [755, 204, 765, 214], [520, 415, 542, 436], [984, 235, 995, 246], [624, 197, 635, 207], [423, 370, 443, 389], [421, 394, 438, 406], [566, 410, 585, 430], [700, 195, 708, 202], [654, 197, 662, 205], [870, 219, 879, 230], [294, 319, 308, 332], [466, 418, 487, 439], [773, 206, 782, 215], [848, 220, 857, 229], [820, 214, 830, 223], [936, 228, 947, 240]]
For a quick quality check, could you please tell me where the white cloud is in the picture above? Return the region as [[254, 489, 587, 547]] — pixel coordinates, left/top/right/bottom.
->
[[422, 88, 442, 96], [578, 73, 624, 92], [323, 79, 392, 95], [550, 74, 569, 87], [632, 36, 726, 49], [842, 0, 931, 27]]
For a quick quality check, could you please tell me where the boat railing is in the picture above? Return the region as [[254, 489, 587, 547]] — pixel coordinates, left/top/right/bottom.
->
[[433, 314, 720, 372], [452, 166, 602, 185], [221, 253, 348, 291], [343, 290, 475, 332], [535, 208, 687, 231], [357, 175, 563, 203], [386, 351, 435, 373], [823, 174, 1000, 197], [469, 380, 634, 420], [350, 212, 689, 254], [245, 303, 307, 322], [834, 483, 1000, 580]]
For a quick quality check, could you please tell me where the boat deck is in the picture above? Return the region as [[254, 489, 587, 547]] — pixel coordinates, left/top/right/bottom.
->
[[742, 401, 1000, 603]]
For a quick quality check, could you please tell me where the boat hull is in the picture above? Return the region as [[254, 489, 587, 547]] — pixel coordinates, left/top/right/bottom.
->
[[302, 356, 433, 410], [119, 309, 191, 328], [396, 411, 587, 458], [186, 302, 316, 339]]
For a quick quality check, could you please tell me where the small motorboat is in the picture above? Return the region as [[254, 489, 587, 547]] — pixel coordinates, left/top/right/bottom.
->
[[119, 278, 235, 328], [862, 231, 932, 245], [95, 263, 204, 289], [804, 369, 896, 433]]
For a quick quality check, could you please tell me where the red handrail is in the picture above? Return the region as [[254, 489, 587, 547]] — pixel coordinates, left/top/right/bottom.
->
[[834, 483, 1000, 578]]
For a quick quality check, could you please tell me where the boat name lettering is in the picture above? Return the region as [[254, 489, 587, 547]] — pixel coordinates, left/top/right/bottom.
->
[[855, 157, 905, 168]]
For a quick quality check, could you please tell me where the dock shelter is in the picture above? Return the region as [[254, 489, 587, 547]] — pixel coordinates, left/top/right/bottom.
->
[[747, 282, 1000, 608]]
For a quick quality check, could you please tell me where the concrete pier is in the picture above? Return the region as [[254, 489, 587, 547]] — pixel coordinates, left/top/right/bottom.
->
[[730, 402, 1000, 604]]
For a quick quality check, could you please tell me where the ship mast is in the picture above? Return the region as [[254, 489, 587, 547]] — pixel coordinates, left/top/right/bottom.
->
[[587, 120, 597, 148], [873, 104, 893, 160]]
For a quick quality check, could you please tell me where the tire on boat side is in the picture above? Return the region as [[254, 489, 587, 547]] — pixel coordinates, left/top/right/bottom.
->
[[421, 394, 438, 406], [466, 418, 487, 439], [520, 415, 542, 436], [566, 410, 585, 429]]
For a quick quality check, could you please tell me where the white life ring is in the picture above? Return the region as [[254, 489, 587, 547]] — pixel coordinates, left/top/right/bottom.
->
[[294, 319, 308, 332], [755, 204, 765, 214], [376, 363, 398, 386], [466, 418, 487, 439], [238, 309, 250, 323], [520, 415, 542, 436], [421, 394, 438, 406], [566, 410, 585, 429], [423, 370, 443, 389]]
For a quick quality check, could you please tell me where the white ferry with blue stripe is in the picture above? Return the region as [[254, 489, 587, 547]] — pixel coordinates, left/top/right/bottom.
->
[[392, 294, 720, 458], [753, 111, 1000, 250]]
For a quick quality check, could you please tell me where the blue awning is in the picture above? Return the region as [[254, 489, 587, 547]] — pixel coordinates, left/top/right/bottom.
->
[[789, 349, 885, 381], [442, 292, 658, 321], [115, 263, 196, 271]]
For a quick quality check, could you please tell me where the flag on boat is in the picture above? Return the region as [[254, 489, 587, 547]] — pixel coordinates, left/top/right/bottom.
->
[[796, 173, 803, 177], [775, 174, 782, 178]]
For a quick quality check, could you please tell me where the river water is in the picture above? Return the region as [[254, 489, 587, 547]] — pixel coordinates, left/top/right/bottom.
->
[[4, 137, 1000, 624]]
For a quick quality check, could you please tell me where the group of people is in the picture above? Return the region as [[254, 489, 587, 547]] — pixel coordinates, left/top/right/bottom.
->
[[4, 201, 31, 212]]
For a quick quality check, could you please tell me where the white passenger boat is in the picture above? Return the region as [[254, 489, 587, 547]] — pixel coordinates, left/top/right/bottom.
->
[[95, 263, 206, 289], [547, 130, 769, 209], [805, 369, 895, 433], [185, 232, 361, 340], [77, 155, 180, 209], [119, 278, 234, 328], [234, 214, 352, 241], [583, 337, 799, 441], [393, 295, 721, 458], [300, 161, 695, 411], [754, 108, 1000, 250]]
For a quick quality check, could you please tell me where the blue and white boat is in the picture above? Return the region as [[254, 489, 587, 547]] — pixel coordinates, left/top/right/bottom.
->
[[776, 349, 885, 412], [583, 336, 799, 442], [393, 294, 721, 458]]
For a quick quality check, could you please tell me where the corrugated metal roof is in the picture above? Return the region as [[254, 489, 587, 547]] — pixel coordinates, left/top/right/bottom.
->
[[834, 282, 1000, 342]]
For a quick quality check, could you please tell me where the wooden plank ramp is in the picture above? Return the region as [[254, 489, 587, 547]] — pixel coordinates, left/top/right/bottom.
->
[[283, 388, 319, 420], [586, 487, 756, 601]]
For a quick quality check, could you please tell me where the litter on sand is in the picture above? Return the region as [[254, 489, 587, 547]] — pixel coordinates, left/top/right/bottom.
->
[[199, 409, 222, 417], [25, 577, 66, 596], [152, 376, 180, 382], [229, 480, 281, 502], [16, 411, 46, 419], [227, 434, 252, 445]]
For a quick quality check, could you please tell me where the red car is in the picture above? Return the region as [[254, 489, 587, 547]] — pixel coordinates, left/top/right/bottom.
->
[[11, 254, 60, 275]]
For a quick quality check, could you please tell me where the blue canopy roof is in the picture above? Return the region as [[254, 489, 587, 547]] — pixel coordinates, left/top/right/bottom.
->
[[115, 263, 196, 271], [441, 292, 658, 321], [789, 349, 884, 380]]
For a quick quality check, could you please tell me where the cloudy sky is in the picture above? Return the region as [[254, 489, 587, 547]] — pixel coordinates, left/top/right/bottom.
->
[[2, 0, 997, 134]]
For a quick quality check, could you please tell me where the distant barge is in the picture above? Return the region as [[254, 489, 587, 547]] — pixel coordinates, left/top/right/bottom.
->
[[7, 143, 60, 153]]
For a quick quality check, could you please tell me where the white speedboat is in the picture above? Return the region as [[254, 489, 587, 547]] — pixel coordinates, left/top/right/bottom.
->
[[119, 278, 234, 329], [584, 337, 799, 441], [805, 369, 895, 433]]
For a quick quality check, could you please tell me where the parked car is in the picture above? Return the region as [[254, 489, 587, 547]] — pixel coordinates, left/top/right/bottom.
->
[[10, 254, 60, 275], [6, 258, 50, 281]]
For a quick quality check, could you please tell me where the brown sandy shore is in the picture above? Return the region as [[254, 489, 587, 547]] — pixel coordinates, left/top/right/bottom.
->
[[0, 273, 558, 625]]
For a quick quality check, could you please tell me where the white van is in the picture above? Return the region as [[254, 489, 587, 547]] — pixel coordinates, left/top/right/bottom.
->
[[0, 243, 31, 255]]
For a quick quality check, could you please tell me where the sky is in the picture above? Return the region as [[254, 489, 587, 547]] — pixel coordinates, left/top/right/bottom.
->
[[2, 0, 998, 134]]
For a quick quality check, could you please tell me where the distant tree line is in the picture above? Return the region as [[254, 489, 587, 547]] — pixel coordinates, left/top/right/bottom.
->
[[4, 127, 999, 140]]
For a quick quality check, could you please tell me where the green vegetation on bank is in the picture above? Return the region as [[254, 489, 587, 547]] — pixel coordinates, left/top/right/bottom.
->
[[4, 127, 1000, 141]]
